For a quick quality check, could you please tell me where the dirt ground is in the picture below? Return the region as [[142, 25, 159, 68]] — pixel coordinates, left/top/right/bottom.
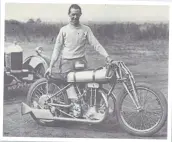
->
[[3, 40, 168, 139]]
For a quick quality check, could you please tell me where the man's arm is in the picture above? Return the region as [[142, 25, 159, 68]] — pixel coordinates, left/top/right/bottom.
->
[[49, 28, 64, 68], [87, 26, 109, 58]]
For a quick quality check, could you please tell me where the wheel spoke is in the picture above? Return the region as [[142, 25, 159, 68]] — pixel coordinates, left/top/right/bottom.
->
[[141, 112, 148, 130], [122, 105, 137, 111], [145, 112, 158, 126], [35, 88, 43, 96], [139, 112, 143, 130], [123, 111, 140, 129], [142, 90, 148, 106], [140, 112, 148, 130], [145, 98, 159, 105], [140, 112, 150, 129], [123, 99, 134, 105], [39, 86, 45, 94], [34, 94, 40, 99]]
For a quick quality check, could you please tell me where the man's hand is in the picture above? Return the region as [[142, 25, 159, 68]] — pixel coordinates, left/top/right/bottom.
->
[[106, 56, 113, 63], [44, 67, 52, 78]]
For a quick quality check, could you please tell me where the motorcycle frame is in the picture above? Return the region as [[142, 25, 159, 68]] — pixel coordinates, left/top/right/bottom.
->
[[43, 61, 141, 112]]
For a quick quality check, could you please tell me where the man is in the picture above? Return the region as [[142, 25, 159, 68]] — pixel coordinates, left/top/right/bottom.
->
[[46, 4, 112, 76], [46, 4, 112, 116]]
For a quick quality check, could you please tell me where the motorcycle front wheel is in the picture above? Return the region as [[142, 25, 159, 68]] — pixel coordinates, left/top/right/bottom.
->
[[116, 82, 167, 137]]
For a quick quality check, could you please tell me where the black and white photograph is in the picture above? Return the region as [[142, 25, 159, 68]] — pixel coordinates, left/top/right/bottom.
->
[[1, 0, 171, 141]]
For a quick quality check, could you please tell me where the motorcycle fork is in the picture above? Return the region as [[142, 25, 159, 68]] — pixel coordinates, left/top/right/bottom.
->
[[123, 77, 142, 111]]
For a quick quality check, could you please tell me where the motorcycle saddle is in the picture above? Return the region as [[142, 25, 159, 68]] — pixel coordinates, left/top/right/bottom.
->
[[49, 73, 67, 85]]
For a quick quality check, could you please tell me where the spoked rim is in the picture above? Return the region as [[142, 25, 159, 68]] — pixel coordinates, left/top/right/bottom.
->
[[120, 87, 163, 132], [30, 80, 66, 123]]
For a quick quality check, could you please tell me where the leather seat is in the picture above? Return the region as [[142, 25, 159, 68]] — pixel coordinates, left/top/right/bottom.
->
[[49, 73, 67, 85]]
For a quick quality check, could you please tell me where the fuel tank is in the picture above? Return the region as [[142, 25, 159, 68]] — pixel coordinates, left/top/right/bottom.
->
[[67, 67, 112, 83]]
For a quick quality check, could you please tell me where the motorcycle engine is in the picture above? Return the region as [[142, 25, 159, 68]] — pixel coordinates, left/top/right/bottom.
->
[[70, 102, 82, 118], [69, 99, 89, 118], [69, 85, 89, 118]]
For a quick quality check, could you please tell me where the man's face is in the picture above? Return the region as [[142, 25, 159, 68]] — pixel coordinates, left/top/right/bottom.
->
[[69, 8, 81, 25]]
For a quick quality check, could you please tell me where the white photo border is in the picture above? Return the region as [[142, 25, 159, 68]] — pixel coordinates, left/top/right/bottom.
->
[[0, 0, 171, 142]]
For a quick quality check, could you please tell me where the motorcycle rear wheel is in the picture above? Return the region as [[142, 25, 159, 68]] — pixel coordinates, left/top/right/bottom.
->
[[27, 78, 69, 126], [116, 82, 167, 137]]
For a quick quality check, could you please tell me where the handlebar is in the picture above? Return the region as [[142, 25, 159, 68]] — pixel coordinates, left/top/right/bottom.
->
[[105, 60, 119, 79]]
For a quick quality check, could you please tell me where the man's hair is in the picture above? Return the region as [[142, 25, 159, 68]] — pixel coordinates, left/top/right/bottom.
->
[[68, 4, 82, 14]]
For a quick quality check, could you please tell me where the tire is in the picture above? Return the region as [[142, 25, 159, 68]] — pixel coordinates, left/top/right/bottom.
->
[[116, 82, 167, 137], [27, 78, 69, 126]]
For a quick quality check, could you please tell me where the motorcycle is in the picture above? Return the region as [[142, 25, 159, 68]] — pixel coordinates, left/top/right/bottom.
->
[[4, 43, 50, 93], [21, 60, 167, 137]]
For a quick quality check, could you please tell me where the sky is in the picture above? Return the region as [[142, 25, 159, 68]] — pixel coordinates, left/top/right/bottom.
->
[[5, 3, 169, 23]]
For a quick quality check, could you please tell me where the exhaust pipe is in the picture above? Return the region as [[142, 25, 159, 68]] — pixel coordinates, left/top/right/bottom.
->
[[21, 102, 54, 119], [21, 102, 108, 124], [21, 102, 32, 115]]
